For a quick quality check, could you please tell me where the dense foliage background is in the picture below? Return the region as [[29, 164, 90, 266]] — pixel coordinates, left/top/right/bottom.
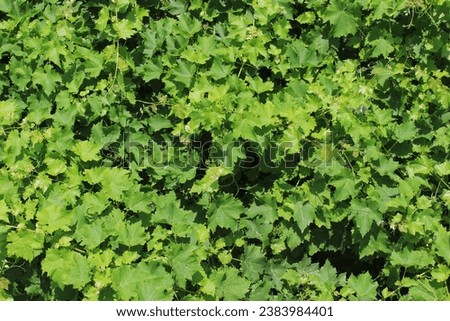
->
[[0, 0, 449, 300]]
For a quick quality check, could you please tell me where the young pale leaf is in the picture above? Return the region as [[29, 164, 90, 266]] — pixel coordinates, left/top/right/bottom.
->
[[6, 229, 45, 261], [75, 219, 106, 250], [42, 249, 91, 289], [116, 222, 148, 247], [0, 200, 9, 223], [73, 141, 102, 162], [36, 204, 73, 233], [113, 19, 137, 39], [0, 100, 20, 126], [44, 158, 67, 176]]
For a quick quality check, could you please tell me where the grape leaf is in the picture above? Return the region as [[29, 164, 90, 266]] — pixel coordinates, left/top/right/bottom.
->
[[350, 199, 382, 237], [73, 140, 102, 162], [215, 267, 251, 300], [111, 262, 173, 300], [0, 200, 9, 223], [75, 219, 106, 250], [347, 272, 378, 300], [170, 60, 196, 87], [293, 202, 315, 232], [7, 229, 45, 261], [42, 249, 91, 289], [208, 194, 244, 232], [241, 245, 266, 282], [323, 0, 358, 37], [36, 203, 73, 233], [168, 243, 203, 288], [116, 222, 148, 247]]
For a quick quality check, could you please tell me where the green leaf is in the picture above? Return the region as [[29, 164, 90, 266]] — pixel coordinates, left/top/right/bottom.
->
[[44, 158, 67, 176], [208, 194, 244, 232], [100, 167, 134, 201], [153, 192, 196, 231], [113, 19, 137, 39], [371, 64, 395, 85], [246, 76, 274, 94], [330, 177, 358, 202], [323, 0, 358, 37], [81, 192, 108, 216], [232, 118, 259, 141], [73, 140, 102, 162], [371, 38, 395, 58], [42, 249, 91, 289], [111, 262, 173, 300], [116, 222, 148, 247], [240, 219, 273, 245], [85, 54, 104, 78], [405, 279, 448, 300], [216, 267, 251, 300], [147, 115, 172, 131], [359, 231, 390, 258], [377, 157, 399, 176], [139, 59, 163, 82], [434, 228, 450, 264], [394, 122, 417, 143], [170, 60, 196, 87], [241, 245, 266, 282], [75, 219, 106, 250], [168, 243, 203, 288], [208, 58, 232, 80], [287, 40, 318, 68], [95, 7, 109, 31], [347, 272, 378, 300], [36, 203, 73, 233], [435, 161, 450, 176], [293, 202, 315, 232], [0, 99, 20, 126], [173, 13, 202, 38], [124, 189, 152, 213], [7, 229, 45, 261], [32, 65, 62, 96], [8, 57, 32, 90], [350, 199, 382, 237], [296, 12, 316, 24], [391, 249, 434, 268], [0, 199, 9, 223], [0, 0, 12, 13]]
